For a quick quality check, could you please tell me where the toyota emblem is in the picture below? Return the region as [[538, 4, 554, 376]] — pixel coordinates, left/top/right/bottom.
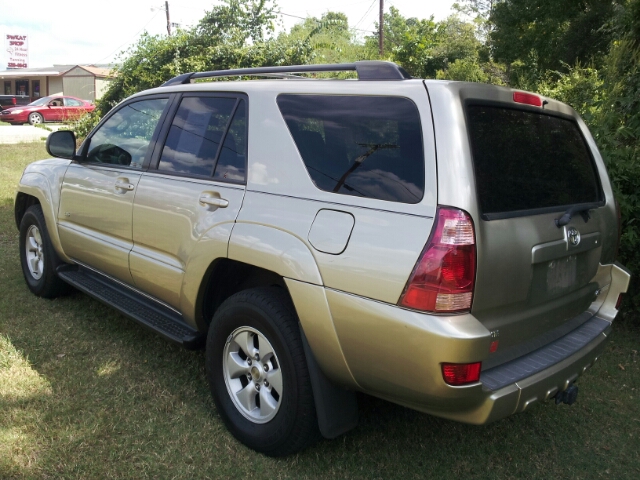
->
[[567, 227, 581, 246]]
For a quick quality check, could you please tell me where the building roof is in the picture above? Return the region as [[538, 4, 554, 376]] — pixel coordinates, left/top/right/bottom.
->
[[76, 66, 112, 77], [0, 64, 113, 78]]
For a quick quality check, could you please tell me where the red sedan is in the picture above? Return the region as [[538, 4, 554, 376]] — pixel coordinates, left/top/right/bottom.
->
[[0, 95, 95, 125]]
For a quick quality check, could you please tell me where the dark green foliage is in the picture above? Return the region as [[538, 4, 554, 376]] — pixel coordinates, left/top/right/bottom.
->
[[592, 0, 640, 307], [490, 0, 619, 82], [365, 7, 506, 82]]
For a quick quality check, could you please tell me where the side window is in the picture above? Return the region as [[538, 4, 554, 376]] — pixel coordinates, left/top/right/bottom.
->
[[86, 98, 168, 169], [65, 98, 83, 107], [158, 96, 236, 176], [277, 95, 425, 204], [213, 99, 246, 182]]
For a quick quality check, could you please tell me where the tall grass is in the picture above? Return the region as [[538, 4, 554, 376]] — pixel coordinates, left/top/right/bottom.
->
[[0, 143, 638, 478]]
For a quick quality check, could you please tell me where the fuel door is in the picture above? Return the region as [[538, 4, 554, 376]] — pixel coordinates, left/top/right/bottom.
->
[[308, 209, 355, 255]]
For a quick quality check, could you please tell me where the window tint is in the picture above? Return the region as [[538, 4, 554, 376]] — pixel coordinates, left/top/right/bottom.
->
[[277, 95, 424, 203], [65, 98, 83, 107], [213, 100, 246, 182], [466, 106, 602, 216], [159, 97, 236, 176], [86, 98, 168, 169]]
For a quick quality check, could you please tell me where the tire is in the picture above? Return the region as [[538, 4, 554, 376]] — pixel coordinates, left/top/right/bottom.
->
[[206, 287, 319, 456], [28, 112, 43, 125], [19, 205, 71, 298]]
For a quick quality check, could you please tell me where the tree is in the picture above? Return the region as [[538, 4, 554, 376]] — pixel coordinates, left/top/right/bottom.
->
[[197, 0, 277, 47], [593, 0, 640, 307], [97, 0, 282, 115], [490, 0, 619, 84], [278, 11, 367, 67]]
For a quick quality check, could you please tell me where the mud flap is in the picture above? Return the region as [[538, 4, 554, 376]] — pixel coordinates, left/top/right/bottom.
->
[[300, 326, 359, 439]]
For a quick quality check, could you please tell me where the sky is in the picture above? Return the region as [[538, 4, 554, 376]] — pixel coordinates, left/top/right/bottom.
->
[[0, 0, 457, 70]]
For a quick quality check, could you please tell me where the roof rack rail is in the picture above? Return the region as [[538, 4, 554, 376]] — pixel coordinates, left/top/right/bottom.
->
[[161, 61, 411, 86]]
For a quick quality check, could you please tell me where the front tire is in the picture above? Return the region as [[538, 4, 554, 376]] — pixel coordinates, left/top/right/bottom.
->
[[19, 205, 70, 298], [206, 287, 319, 456], [28, 112, 43, 125]]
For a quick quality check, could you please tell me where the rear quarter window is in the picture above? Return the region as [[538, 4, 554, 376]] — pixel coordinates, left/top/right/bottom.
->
[[466, 105, 602, 218], [277, 94, 425, 204]]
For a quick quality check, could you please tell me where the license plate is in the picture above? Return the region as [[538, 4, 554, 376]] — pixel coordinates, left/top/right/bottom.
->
[[547, 255, 577, 295]]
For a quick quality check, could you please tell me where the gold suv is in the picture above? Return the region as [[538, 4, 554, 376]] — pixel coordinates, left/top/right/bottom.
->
[[15, 61, 630, 456]]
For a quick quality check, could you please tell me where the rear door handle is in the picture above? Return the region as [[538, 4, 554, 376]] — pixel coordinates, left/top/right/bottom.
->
[[199, 194, 229, 208], [115, 180, 134, 191]]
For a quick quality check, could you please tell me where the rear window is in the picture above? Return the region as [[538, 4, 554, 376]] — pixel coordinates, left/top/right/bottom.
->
[[277, 94, 424, 204], [466, 105, 602, 218]]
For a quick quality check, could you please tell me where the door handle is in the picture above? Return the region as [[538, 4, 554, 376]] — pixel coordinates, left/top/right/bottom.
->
[[115, 181, 134, 191], [199, 194, 229, 208]]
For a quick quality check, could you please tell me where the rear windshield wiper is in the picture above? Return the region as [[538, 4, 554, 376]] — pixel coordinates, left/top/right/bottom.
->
[[333, 142, 398, 193], [555, 202, 602, 227]]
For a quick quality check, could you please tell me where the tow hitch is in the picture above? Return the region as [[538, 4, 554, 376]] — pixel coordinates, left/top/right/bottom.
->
[[555, 384, 579, 405]]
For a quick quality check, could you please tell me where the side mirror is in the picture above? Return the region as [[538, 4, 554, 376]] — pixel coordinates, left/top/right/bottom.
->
[[46, 130, 77, 159]]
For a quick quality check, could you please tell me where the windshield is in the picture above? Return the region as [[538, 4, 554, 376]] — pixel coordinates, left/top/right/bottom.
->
[[28, 96, 54, 106]]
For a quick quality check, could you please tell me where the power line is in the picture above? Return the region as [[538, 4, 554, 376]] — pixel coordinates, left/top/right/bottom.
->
[[354, 0, 378, 29], [279, 11, 376, 34], [94, 5, 377, 64], [95, 11, 162, 63]]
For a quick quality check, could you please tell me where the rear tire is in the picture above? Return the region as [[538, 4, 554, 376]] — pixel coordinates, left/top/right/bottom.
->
[[206, 287, 319, 456], [19, 205, 71, 298]]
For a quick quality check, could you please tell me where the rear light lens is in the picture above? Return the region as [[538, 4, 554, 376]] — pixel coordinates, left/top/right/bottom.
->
[[615, 198, 622, 260], [399, 207, 476, 313], [616, 293, 624, 310], [12, 98, 16, 105], [442, 362, 481, 386], [513, 91, 543, 107]]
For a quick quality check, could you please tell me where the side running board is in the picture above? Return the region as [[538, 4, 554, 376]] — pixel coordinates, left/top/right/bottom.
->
[[57, 265, 204, 349]]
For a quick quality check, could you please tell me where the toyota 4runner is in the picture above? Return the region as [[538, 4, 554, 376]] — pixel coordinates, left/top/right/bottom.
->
[[14, 61, 631, 456]]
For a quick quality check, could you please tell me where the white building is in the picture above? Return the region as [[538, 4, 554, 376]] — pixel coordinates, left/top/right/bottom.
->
[[0, 64, 113, 102]]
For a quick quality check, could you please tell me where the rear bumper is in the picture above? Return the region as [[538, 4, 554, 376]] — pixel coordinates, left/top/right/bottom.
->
[[438, 317, 610, 425], [321, 263, 629, 425]]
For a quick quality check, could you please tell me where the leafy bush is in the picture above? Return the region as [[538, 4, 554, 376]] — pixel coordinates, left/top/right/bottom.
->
[[592, 1, 640, 308], [536, 64, 603, 124], [69, 110, 102, 143]]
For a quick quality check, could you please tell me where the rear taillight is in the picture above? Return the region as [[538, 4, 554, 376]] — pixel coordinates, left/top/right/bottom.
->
[[616, 294, 624, 310], [399, 207, 476, 313], [12, 98, 17, 105], [513, 91, 543, 107], [615, 198, 622, 260], [442, 362, 481, 386]]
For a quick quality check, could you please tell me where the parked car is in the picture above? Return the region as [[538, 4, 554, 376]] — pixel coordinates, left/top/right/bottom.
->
[[0, 95, 94, 125], [0, 94, 30, 111], [14, 61, 630, 457]]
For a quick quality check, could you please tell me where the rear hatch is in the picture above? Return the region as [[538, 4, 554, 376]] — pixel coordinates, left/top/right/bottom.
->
[[446, 88, 616, 366]]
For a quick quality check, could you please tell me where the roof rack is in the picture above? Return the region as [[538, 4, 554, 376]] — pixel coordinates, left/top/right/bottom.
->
[[161, 61, 411, 86]]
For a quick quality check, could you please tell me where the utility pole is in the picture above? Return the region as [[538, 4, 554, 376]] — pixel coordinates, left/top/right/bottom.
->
[[378, 0, 384, 57], [165, 1, 171, 36]]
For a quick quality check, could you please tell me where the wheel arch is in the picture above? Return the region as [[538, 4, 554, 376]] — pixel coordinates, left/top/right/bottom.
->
[[14, 191, 40, 230], [189, 230, 359, 439], [15, 176, 71, 263]]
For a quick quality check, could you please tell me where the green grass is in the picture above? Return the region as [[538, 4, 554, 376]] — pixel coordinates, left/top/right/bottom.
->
[[1, 143, 639, 478]]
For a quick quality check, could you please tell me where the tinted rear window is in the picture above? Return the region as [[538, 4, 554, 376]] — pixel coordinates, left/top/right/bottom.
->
[[277, 95, 424, 204], [466, 106, 602, 217]]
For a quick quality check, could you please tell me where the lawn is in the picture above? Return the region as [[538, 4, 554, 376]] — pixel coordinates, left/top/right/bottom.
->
[[1, 143, 638, 479]]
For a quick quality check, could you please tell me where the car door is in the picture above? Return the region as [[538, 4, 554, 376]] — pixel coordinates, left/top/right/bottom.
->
[[62, 97, 84, 121], [57, 95, 170, 284], [44, 97, 65, 121], [129, 94, 247, 309]]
